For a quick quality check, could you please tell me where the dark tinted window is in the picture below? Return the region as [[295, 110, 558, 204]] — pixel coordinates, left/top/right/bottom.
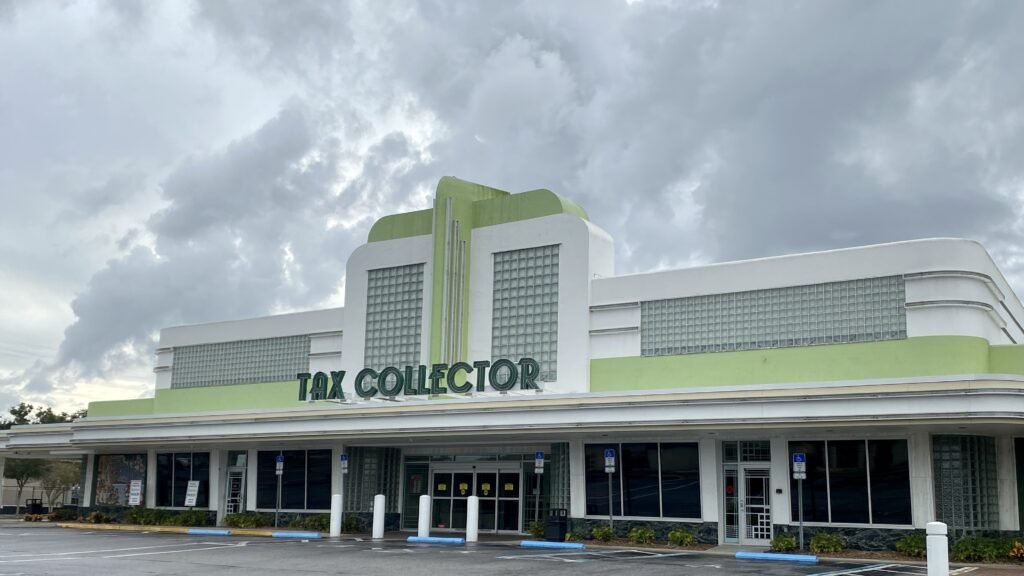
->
[[621, 443, 660, 517], [869, 440, 911, 525], [156, 453, 173, 507], [584, 444, 621, 516], [789, 441, 828, 522], [660, 443, 701, 518], [828, 440, 869, 523], [306, 450, 332, 510]]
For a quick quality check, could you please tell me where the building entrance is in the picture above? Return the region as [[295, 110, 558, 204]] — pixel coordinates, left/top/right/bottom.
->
[[430, 465, 521, 532]]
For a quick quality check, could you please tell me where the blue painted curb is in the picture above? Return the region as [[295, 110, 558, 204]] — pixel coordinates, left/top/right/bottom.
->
[[272, 531, 322, 539], [187, 528, 232, 536], [519, 540, 586, 550], [407, 536, 466, 545], [735, 551, 818, 564]]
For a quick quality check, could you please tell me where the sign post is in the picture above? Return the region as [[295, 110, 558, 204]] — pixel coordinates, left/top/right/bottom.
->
[[792, 453, 807, 551], [534, 451, 544, 523], [275, 454, 284, 528], [604, 448, 616, 530]]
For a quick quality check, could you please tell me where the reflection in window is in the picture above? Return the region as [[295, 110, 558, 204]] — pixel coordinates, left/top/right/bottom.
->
[[585, 442, 700, 519], [256, 450, 332, 510], [155, 452, 210, 507], [94, 454, 146, 506]]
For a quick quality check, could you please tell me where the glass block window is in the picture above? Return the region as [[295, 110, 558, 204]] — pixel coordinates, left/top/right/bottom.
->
[[641, 276, 906, 356], [933, 435, 999, 534], [364, 264, 424, 371], [492, 245, 559, 381], [171, 335, 310, 389]]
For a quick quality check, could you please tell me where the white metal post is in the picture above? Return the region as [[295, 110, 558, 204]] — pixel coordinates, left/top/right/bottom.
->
[[417, 494, 431, 538], [329, 494, 342, 537], [926, 521, 949, 576], [372, 494, 385, 539], [466, 495, 479, 543]]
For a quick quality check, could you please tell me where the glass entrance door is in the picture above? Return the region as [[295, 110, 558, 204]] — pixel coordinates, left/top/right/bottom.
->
[[740, 467, 772, 545], [430, 468, 521, 532]]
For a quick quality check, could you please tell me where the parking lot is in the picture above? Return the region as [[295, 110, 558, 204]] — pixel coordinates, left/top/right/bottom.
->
[[0, 526, 981, 576]]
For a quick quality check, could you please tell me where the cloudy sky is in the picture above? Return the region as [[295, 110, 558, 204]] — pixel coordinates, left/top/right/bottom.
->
[[1, 0, 1023, 413]]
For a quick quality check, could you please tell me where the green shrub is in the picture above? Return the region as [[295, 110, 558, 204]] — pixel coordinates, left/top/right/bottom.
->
[[895, 532, 927, 558], [952, 536, 1014, 563], [667, 529, 696, 547], [126, 508, 171, 526], [172, 510, 211, 527], [87, 511, 113, 524], [770, 534, 798, 553], [628, 526, 656, 545], [564, 530, 586, 542], [342, 515, 359, 533], [591, 525, 614, 542], [223, 512, 271, 529], [289, 514, 329, 532], [527, 520, 545, 538], [48, 508, 79, 522], [810, 532, 845, 554]]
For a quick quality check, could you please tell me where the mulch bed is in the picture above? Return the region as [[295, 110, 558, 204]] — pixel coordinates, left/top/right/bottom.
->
[[582, 539, 714, 551]]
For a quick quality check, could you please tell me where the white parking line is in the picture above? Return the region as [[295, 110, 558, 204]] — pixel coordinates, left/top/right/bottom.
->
[[104, 544, 243, 558], [0, 542, 203, 559]]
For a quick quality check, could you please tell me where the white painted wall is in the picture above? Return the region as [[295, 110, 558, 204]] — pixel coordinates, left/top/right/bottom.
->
[[908, 431, 935, 528], [468, 215, 614, 394], [340, 234, 434, 400]]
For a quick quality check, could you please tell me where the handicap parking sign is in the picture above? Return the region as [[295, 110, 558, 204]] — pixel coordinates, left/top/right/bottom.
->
[[276, 455, 285, 464], [792, 453, 806, 463], [604, 448, 616, 459]]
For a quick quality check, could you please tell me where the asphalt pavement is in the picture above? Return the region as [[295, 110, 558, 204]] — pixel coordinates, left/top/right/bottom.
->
[[0, 524, 982, 576]]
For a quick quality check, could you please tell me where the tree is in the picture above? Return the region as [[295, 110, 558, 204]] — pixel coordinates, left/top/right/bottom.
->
[[4, 459, 48, 514], [0, 404, 87, 429], [40, 461, 81, 508]]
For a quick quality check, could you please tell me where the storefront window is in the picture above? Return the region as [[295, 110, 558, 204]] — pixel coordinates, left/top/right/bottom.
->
[[789, 439, 911, 525], [94, 454, 146, 506], [256, 450, 331, 510], [585, 442, 700, 519], [155, 452, 209, 507]]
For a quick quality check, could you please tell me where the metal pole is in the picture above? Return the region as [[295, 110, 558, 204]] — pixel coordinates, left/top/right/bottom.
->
[[798, 478, 804, 551], [275, 474, 282, 528], [534, 473, 541, 523], [607, 472, 613, 530]]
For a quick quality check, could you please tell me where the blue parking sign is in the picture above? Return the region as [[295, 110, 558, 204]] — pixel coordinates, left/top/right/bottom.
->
[[792, 453, 806, 463], [604, 448, 616, 459], [340, 453, 348, 462], [275, 455, 285, 464]]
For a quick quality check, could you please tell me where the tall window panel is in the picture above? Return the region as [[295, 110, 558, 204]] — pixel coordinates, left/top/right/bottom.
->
[[256, 450, 332, 510], [584, 442, 701, 519], [364, 264, 425, 371], [155, 452, 210, 507], [93, 454, 146, 506], [641, 276, 906, 357], [789, 439, 911, 525], [492, 245, 559, 381], [171, 335, 311, 389]]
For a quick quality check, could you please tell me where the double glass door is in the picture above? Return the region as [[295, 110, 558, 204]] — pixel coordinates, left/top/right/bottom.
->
[[431, 467, 521, 532]]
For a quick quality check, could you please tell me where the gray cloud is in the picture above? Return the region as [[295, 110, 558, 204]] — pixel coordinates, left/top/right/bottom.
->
[[3, 0, 1024, 408]]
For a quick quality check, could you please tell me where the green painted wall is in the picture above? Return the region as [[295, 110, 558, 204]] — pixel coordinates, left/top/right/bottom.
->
[[87, 337, 1024, 418], [367, 209, 433, 243], [989, 344, 1024, 374], [472, 188, 588, 228], [87, 398, 155, 418], [590, 336, 1010, 392]]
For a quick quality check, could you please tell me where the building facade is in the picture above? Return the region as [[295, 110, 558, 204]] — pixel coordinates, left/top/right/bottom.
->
[[2, 176, 1023, 546]]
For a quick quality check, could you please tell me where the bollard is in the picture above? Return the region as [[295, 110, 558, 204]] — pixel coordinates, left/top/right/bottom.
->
[[329, 494, 342, 537], [926, 521, 949, 576], [465, 496, 479, 543], [372, 494, 386, 539], [417, 494, 431, 538]]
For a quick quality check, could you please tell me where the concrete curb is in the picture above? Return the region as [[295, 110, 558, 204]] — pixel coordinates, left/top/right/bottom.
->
[[736, 550, 818, 564], [520, 540, 586, 550]]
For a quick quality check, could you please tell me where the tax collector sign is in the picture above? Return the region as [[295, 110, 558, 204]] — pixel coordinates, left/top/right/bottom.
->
[[297, 358, 541, 401]]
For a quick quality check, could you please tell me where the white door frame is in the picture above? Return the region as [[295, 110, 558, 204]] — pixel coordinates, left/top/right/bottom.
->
[[738, 465, 772, 546]]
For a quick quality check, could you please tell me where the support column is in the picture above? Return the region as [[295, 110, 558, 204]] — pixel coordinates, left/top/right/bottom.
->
[[0, 456, 5, 512], [699, 439, 720, 523], [245, 449, 258, 511], [208, 450, 222, 524], [909, 431, 935, 528], [145, 450, 157, 508], [568, 439, 585, 518], [770, 437, 791, 526], [82, 455, 95, 508], [997, 436, 1019, 531]]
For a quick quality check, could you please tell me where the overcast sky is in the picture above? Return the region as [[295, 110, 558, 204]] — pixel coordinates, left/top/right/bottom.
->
[[1, 0, 1023, 413]]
